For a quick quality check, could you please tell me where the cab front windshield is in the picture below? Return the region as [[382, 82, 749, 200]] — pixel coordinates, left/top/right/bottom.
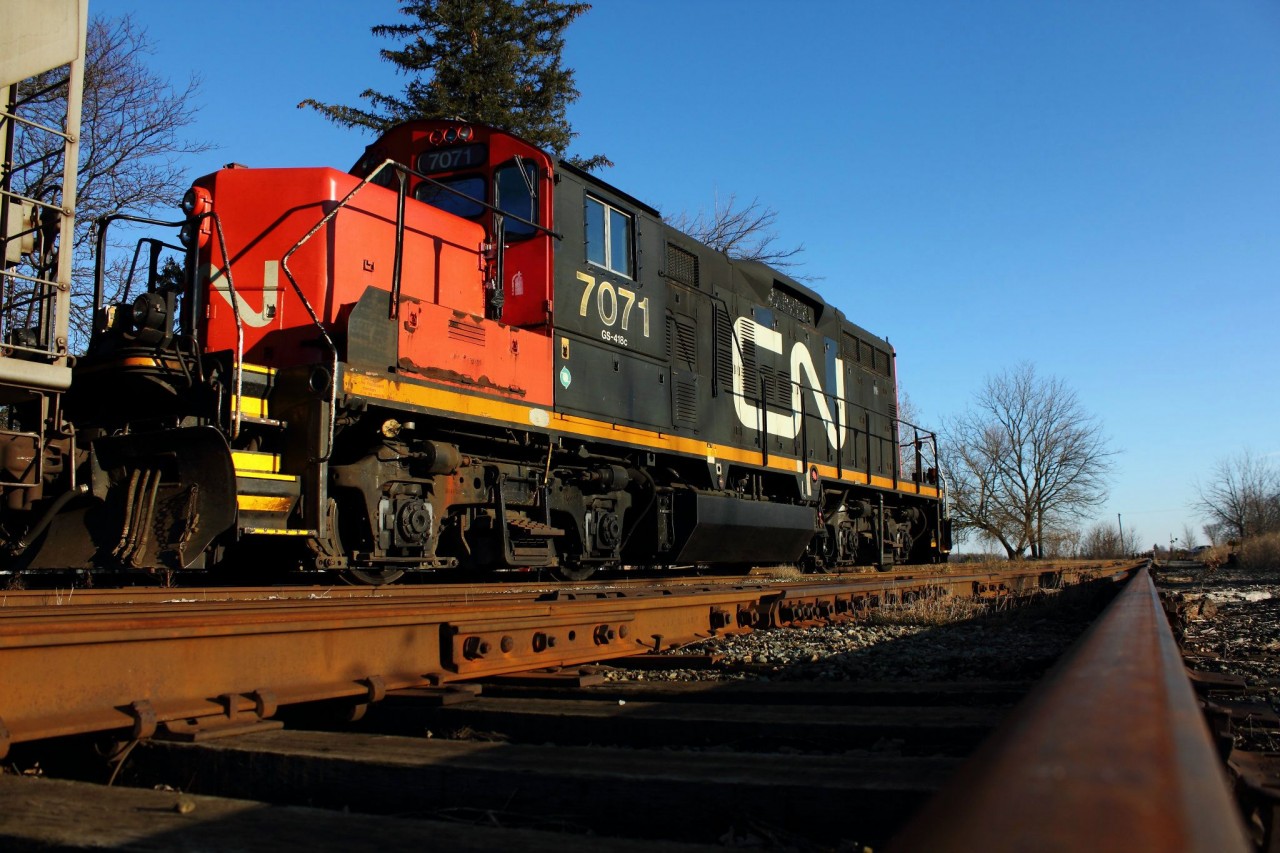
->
[[413, 175, 485, 220]]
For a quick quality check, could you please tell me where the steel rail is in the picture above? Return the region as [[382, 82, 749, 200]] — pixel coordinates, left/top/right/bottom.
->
[[889, 565, 1251, 852], [0, 564, 1135, 758], [0, 561, 1134, 608]]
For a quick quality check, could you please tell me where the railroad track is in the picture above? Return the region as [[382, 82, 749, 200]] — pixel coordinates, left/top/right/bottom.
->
[[0, 563, 1118, 752], [1, 561, 1254, 850]]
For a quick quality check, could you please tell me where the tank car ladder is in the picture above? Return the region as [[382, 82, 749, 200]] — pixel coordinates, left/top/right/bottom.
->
[[0, 1, 87, 526]]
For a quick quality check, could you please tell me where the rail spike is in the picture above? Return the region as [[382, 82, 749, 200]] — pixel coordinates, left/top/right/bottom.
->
[[362, 675, 387, 704], [128, 700, 157, 740]]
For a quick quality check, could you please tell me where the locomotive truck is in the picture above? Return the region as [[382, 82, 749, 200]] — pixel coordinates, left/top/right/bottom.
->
[[1, 118, 950, 583]]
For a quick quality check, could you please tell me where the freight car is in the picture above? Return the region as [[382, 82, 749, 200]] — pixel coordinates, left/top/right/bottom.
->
[[0, 120, 950, 583]]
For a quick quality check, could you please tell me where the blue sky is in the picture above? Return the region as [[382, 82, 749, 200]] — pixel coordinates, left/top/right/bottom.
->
[[95, 0, 1280, 551]]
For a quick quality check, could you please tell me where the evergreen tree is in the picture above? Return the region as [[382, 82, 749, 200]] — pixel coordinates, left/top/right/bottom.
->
[[300, 0, 609, 170]]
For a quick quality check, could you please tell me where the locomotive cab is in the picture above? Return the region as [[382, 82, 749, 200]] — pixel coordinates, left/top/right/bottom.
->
[[351, 122, 558, 332]]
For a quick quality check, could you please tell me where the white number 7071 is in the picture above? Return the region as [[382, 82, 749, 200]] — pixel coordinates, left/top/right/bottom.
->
[[575, 271, 649, 338]]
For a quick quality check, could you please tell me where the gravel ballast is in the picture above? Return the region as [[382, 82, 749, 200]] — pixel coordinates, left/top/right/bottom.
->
[[1160, 561, 1280, 753], [605, 582, 1119, 684]]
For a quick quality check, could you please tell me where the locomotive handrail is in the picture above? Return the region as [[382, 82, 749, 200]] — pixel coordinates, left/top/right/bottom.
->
[[119, 236, 201, 393], [118, 236, 186, 308], [90, 213, 189, 316], [703, 284, 943, 499], [894, 421, 941, 495], [200, 214, 245, 440], [277, 162, 419, 463], [385, 158, 563, 242], [735, 367, 940, 495], [91, 211, 246, 439], [390, 170, 408, 317], [278, 157, 561, 465]]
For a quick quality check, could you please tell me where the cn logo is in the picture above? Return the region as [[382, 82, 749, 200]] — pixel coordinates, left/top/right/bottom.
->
[[731, 315, 847, 451], [209, 260, 278, 328]]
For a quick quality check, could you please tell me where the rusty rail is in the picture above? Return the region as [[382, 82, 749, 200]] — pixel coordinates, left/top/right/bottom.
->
[[0, 564, 1133, 758], [890, 565, 1251, 852], [0, 560, 1134, 608]]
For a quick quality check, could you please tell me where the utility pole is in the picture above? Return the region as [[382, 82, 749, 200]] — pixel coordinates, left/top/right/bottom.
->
[[1117, 513, 1124, 555]]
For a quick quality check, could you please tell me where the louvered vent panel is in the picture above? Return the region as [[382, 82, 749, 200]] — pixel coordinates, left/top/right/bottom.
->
[[739, 318, 758, 400], [672, 316, 697, 370], [875, 348, 891, 377], [714, 305, 734, 394], [674, 380, 699, 425], [762, 367, 792, 409], [665, 243, 700, 288], [448, 320, 486, 345]]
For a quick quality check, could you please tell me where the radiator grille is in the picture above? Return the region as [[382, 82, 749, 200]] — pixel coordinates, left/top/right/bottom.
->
[[665, 243, 700, 288], [668, 315, 697, 370], [874, 348, 892, 377], [674, 380, 699, 425], [768, 283, 816, 325], [714, 304, 734, 395]]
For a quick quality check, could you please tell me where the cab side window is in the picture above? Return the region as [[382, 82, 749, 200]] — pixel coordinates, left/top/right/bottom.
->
[[585, 195, 634, 279], [494, 160, 539, 240]]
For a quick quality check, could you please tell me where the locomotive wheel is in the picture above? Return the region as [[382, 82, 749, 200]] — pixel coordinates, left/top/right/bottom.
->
[[344, 566, 406, 585]]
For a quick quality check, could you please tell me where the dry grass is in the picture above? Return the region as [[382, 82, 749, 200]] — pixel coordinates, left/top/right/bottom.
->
[[1239, 532, 1280, 572], [754, 565, 805, 580], [945, 556, 1009, 572], [1198, 544, 1234, 571], [866, 589, 992, 626]]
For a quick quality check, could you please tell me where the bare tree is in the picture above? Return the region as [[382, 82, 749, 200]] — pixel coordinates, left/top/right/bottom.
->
[[1202, 522, 1226, 546], [1194, 450, 1280, 543], [1079, 521, 1141, 558], [941, 419, 1027, 557], [668, 192, 807, 276], [941, 363, 1115, 559], [1042, 526, 1082, 559], [1080, 523, 1119, 558], [11, 15, 211, 348]]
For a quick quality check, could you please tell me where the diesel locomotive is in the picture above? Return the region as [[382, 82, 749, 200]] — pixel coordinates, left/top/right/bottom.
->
[[0, 120, 950, 583]]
